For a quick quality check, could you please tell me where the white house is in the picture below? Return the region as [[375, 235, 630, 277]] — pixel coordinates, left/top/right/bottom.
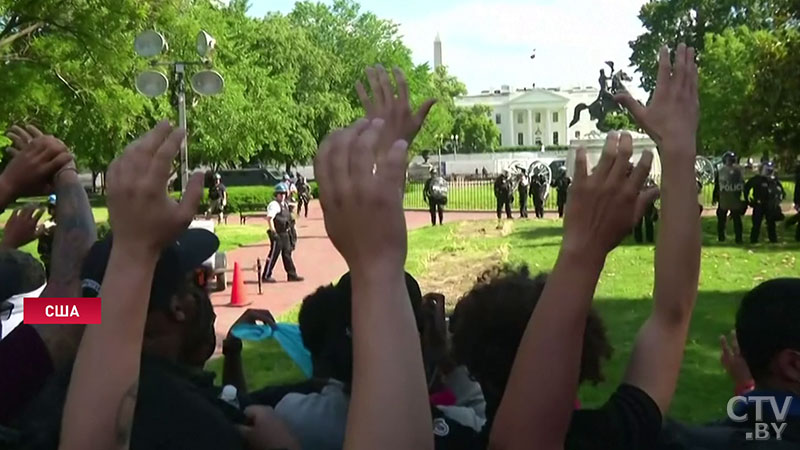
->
[[454, 85, 602, 148]]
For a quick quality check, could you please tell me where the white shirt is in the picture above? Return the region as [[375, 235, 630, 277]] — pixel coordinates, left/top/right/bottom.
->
[[1, 283, 46, 340], [267, 200, 282, 219]]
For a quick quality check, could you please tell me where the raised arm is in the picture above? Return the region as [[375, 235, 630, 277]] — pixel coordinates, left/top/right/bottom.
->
[[316, 118, 432, 450], [2, 126, 93, 368], [616, 44, 701, 414], [489, 134, 656, 450], [59, 121, 203, 450]]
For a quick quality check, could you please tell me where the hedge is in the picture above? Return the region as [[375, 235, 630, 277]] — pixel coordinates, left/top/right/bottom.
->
[[192, 183, 319, 214]]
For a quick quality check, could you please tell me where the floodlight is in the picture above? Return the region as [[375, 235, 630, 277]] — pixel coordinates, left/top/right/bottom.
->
[[135, 71, 169, 97], [134, 30, 167, 58], [196, 30, 217, 58], [190, 70, 224, 95]]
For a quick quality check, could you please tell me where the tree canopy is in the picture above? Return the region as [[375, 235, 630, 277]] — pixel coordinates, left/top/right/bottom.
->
[[0, 0, 494, 175]]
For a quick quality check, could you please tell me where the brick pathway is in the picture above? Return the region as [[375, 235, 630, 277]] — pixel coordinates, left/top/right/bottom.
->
[[211, 202, 496, 348]]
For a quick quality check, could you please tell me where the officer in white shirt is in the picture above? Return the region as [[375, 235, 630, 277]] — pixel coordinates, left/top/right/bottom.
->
[[261, 183, 304, 283]]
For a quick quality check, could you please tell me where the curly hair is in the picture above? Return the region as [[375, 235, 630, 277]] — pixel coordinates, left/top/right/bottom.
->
[[450, 265, 612, 398]]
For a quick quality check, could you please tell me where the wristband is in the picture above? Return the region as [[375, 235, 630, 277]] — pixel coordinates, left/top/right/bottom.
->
[[735, 379, 755, 396]]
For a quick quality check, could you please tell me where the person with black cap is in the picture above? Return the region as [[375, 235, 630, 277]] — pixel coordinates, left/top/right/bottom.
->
[[262, 183, 303, 283], [424, 167, 448, 226], [50, 122, 300, 450], [745, 161, 785, 243], [205, 173, 227, 224], [713, 151, 746, 243]]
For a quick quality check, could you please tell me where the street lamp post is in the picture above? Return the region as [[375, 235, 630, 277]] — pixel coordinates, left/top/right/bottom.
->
[[134, 30, 224, 193]]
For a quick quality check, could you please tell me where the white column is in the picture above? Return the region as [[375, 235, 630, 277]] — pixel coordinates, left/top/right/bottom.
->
[[527, 109, 534, 147], [545, 108, 552, 146], [504, 109, 513, 147]]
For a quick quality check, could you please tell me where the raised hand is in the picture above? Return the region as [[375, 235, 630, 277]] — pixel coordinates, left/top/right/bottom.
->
[[0, 204, 45, 249], [356, 65, 436, 147], [720, 332, 753, 388], [314, 118, 409, 272], [615, 44, 699, 151], [105, 120, 203, 253], [1, 125, 74, 198], [563, 132, 657, 260]]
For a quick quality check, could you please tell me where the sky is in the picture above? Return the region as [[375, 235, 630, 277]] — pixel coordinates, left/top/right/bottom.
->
[[247, 0, 650, 100]]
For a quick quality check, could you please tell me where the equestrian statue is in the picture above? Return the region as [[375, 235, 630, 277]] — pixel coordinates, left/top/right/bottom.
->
[[569, 61, 634, 132]]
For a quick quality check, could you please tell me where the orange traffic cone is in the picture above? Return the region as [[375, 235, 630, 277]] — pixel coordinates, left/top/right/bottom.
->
[[228, 262, 252, 307]]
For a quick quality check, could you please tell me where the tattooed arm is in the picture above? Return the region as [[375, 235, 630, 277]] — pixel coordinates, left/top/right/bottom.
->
[[59, 121, 203, 450], [33, 168, 97, 369]]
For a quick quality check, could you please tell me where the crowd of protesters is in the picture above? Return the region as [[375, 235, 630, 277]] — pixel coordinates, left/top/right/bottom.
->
[[0, 44, 799, 450]]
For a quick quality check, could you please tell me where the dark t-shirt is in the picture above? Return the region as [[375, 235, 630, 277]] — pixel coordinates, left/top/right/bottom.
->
[[209, 183, 226, 201], [565, 384, 663, 450], [15, 355, 245, 450], [0, 324, 54, 426]]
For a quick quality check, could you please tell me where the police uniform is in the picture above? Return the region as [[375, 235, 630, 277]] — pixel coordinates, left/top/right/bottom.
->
[[424, 173, 447, 226], [552, 171, 571, 218], [494, 174, 513, 220], [517, 172, 529, 218], [745, 168, 785, 243], [296, 177, 311, 218], [530, 175, 546, 219], [713, 163, 746, 243], [261, 189, 302, 282], [634, 179, 658, 244], [206, 178, 227, 223]]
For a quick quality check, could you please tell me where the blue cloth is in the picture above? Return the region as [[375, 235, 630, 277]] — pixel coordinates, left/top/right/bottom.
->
[[733, 390, 800, 419], [231, 323, 313, 378]]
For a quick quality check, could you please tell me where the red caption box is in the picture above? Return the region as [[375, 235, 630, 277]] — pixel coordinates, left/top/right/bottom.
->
[[24, 298, 102, 324]]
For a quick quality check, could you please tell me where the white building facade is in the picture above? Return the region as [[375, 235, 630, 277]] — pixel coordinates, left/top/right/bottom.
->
[[454, 85, 601, 148]]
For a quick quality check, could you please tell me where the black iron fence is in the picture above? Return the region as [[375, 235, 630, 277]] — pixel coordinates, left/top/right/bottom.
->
[[403, 178, 797, 212]]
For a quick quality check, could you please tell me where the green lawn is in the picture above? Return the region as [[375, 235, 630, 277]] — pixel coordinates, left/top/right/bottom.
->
[[214, 215, 800, 424]]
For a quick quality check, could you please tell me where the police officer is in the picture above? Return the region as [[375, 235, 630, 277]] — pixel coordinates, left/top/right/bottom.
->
[[517, 168, 530, 218], [634, 177, 658, 243], [713, 151, 746, 243], [530, 172, 547, 219], [551, 166, 571, 218], [261, 184, 304, 283], [745, 161, 785, 244], [494, 170, 513, 227], [423, 168, 448, 226], [205, 173, 227, 224], [296, 174, 311, 218]]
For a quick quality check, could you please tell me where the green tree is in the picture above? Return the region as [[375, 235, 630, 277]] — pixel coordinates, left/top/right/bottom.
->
[[628, 0, 788, 92], [451, 105, 500, 153]]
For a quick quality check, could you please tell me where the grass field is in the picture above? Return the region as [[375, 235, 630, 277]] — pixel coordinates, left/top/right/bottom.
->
[[209, 215, 800, 425]]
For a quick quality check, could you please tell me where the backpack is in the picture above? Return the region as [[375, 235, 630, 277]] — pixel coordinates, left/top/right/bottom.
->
[[430, 177, 449, 203]]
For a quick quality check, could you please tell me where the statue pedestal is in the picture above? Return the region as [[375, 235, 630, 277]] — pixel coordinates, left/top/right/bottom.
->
[[567, 130, 661, 182]]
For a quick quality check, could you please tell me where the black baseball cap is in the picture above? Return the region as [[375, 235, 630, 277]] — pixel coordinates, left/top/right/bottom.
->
[[0, 249, 46, 302], [81, 229, 220, 311]]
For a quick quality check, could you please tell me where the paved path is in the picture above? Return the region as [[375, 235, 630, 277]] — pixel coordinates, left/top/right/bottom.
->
[[211, 202, 495, 349]]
